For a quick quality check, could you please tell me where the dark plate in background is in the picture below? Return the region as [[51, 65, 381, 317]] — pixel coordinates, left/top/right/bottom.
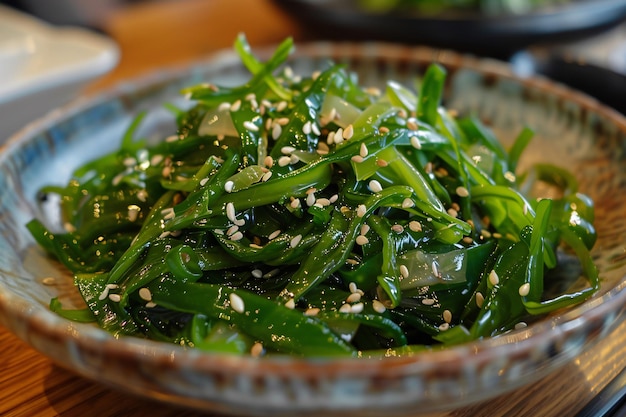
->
[[274, 0, 626, 57]]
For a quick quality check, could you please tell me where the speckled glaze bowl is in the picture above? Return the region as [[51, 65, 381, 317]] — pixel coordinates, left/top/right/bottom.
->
[[1, 42, 626, 416]]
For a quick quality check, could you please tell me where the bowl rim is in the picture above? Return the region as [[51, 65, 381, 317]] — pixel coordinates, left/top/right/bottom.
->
[[1, 39, 626, 383]]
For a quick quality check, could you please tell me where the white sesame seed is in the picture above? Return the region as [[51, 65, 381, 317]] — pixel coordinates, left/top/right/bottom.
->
[[335, 127, 344, 141], [276, 101, 288, 112], [42, 277, 56, 285], [145, 301, 157, 308], [199, 178, 209, 187], [261, 171, 273, 182], [290, 198, 301, 209], [350, 303, 364, 314], [161, 166, 172, 178], [251, 269, 263, 278], [368, 180, 383, 193], [268, 230, 281, 240], [329, 194, 339, 203], [224, 180, 234, 193], [410, 136, 422, 149], [373, 299, 386, 313], [276, 117, 289, 126], [346, 292, 362, 303], [218, 102, 231, 112], [108, 293, 121, 303], [349, 282, 358, 294], [138, 287, 152, 302], [447, 208, 458, 218], [360, 224, 370, 236], [230, 100, 241, 112], [422, 298, 435, 306], [165, 135, 179, 143], [226, 202, 236, 223], [278, 156, 291, 167], [359, 142, 369, 158], [304, 307, 320, 316], [281, 145, 296, 155], [272, 123, 282, 140], [226, 225, 239, 236], [402, 198, 414, 209], [456, 186, 470, 198], [343, 124, 354, 140], [376, 159, 388, 167], [351, 155, 364, 163], [391, 224, 404, 233], [302, 121, 312, 135], [306, 192, 316, 206], [519, 282, 530, 297], [489, 270, 500, 286], [264, 155, 274, 168], [98, 287, 110, 300], [229, 293, 245, 313], [251, 342, 264, 357], [283, 298, 296, 309], [438, 323, 450, 331], [399, 265, 409, 279], [356, 234, 369, 246], [339, 303, 352, 313], [407, 118, 419, 131], [443, 309, 452, 323], [311, 123, 321, 136], [228, 231, 243, 241], [290, 234, 302, 248], [408, 221, 422, 232], [243, 121, 259, 132], [356, 204, 367, 217], [476, 292, 485, 308], [234, 218, 245, 227], [161, 207, 175, 220]]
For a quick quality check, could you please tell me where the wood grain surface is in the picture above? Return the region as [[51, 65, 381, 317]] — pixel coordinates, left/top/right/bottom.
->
[[1, 0, 624, 415]]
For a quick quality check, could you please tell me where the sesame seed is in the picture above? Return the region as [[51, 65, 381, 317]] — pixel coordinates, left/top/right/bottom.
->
[[443, 309, 452, 323], [284, 298, 296, 309], [408, 221, 422, 232], [456, 186, 470, 198], [402, 198, 414, 209], [42, 277, 56, 285], [356, 204, 367, 217], [489, 270, 500, 286], [276, 101, 288, 112], [272, 123, 282, 139], [302, 121, 312, 135], [261, 171, 273, 182], [229, 293, 245, 313], [356, 235, 369, 246], [311, 123, 321, 136], [278, 156, 291, 167], [379, 126, 390, 134], [276, 117, 289, 126], [290, 234, 302, 248], [306, 192, 316, 206], [230, 231, 244, 241], [335, 127, 344, 141], [290, 198, 301, 209], [234, 218, 246, 227], [349, 282, 358, 294], [263, 268, 280, 279], [230, 100, 241, 112], [161, 166, 172, 178], [422, 298, 435, 306], [351, 155, 364, 163], [350, 303, 364, 314], [268, 229, 281, 240], [368, 180, 383, 193], [98, 287, 110, 300], [346, 292, 362, 303], [514, 322, 528, 330], [108, 293, 121, 303], [343, 124, 354, 140], [137, 189, 148, 202], [226, 202, 236, 223], [199, 178, 209, 187], [218, 102, 231, 112], [165, 135, 179, 143], [399, 265, 409, 279], [476, 292, 485, 308], [145, 301, 157, 308], [243, 121, 259, 132], [359, 143, 369, 158], [328, 107, 337, 122], [161, 207, 175, 220], [251, 269, 263, 278], [281, 146, 296, 155], [407, 118, 419, 131], [339, 303, 352, 313], [138, 287, 152, 302], [447, 208, 458, 218], [391, 224, 404, 233], [251, 342, 264, 357], [372, 300, 386, 313], [224, 180, 234, 193], [304, 307, 320, 316], [227, 225, 239, 236], [360, 224, 370, 235], [329, 194, 339, 203], [410, 136, 422, 149], [519, 282, 530, 297], [438, 323, 450, 331]]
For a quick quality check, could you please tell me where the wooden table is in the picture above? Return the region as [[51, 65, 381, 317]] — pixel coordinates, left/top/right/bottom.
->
[[2, 0, 625, 415]]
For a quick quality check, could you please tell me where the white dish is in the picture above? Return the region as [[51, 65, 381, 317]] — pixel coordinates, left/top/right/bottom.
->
[[0, 5, 119, 142]]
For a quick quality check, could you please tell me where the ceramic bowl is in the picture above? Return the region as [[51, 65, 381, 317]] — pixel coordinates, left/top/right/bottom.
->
[[1, 42, 626, 416]]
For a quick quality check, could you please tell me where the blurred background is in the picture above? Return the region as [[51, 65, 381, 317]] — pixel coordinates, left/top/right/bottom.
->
[[1, 0, 626, 142]]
